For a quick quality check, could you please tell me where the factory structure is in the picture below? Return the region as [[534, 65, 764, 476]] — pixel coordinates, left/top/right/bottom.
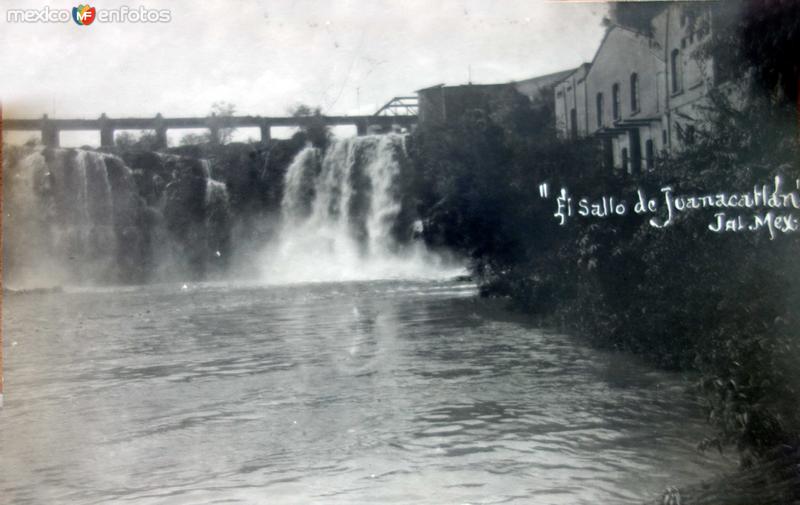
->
[[416, 3, 723, 174], [553, 3, 719, 173]]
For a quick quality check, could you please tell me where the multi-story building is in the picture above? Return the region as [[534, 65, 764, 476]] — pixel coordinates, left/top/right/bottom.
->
[[554, 3, 716, 173]]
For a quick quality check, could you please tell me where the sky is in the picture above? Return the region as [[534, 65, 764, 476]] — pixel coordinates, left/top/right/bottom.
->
[[0, 0, 607, 144]]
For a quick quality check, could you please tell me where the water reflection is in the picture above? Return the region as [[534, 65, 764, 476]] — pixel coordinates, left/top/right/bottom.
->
[[1, 280, 732, 504]]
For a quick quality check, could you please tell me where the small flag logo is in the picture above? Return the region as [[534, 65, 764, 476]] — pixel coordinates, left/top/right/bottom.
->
[[72, 4, 96, 25]]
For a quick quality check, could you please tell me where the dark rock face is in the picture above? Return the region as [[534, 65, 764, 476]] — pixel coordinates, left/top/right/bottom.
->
[[123, 151, 170, 206], [156, 156, 233, 279], [162, 137, 309, 271], [163, 157, 212, 278]]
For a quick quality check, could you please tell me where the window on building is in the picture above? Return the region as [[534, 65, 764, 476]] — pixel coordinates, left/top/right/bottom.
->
[[645, 139, 655, 170], [612, 83, 621, 120], [671, 49, 682, 93], [569, 108, 578, 139], [630, 73, 639, 112], [596, 92, 604, 128], [621, 148, 629, 173]]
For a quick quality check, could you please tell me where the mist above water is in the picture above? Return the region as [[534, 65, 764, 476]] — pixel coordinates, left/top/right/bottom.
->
[[258, 134, 461, 284]]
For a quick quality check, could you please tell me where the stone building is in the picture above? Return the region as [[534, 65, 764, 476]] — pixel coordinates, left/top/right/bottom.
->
[[554, 3, 717, 173], [417, 69, 574, 127]]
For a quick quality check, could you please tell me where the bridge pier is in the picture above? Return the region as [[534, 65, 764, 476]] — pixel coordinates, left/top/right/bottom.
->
[[41, 114, 60, 147], [155, 127, 167, 149], [154, 114, 168, 149], [259, 122, 271, 143], [207, 113, 221, 145], [209, 126, 220, 145], [99, 113, 114, 147], [356, 119, 368, 136]]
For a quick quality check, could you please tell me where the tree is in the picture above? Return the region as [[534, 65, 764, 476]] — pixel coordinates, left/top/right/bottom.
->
[[288, 103, 330, 149], [116, 130, 161, 150], [210, 101, 237, 144], [179, 132, 210, 146], [176, 102, 239, 146]]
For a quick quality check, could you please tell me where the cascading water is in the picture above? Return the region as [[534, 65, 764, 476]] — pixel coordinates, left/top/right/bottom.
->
[[3, 147, 142, 287], [3, 138, 453, 287], [259, 134, 459, 284], [3, 146, 232, 287]]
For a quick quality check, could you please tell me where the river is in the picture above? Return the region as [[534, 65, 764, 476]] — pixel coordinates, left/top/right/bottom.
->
[[1, 280, 734, 505]]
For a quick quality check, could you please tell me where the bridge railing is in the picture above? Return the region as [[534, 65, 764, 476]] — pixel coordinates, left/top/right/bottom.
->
[[3, 112, 418, 148]]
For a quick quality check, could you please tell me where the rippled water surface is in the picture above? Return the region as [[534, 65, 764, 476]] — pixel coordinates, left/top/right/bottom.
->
[[1, 280, 733, 504]]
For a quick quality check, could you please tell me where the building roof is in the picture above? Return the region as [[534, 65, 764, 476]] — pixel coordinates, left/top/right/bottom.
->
[[587, 23, 665, 70], [513, 68, 576, 87], [416, 67, 577, 94], [415, 83, 445, 93]]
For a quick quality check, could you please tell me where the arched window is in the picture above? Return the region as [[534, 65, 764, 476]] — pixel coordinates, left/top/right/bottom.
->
[[630, 73, 639, 112], [596, 92, 604, 128], [612, 83, 621, 120], [671, 49, 682, 93]]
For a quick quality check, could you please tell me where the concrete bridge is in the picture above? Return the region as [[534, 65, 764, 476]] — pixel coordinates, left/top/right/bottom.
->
[[2, 112, 418, 148]]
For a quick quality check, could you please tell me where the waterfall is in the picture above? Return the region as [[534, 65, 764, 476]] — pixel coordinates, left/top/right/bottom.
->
[[3, 146, 233, 287], [2, 139, 453, 287], [3, 147, 140, 287], [258, 134, 457, 284]]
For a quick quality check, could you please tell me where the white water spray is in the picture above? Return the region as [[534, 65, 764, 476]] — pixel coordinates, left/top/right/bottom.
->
[[3, 147, 129, 287], [4, 147, 232, 287], [259, 134, 460, 284]]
